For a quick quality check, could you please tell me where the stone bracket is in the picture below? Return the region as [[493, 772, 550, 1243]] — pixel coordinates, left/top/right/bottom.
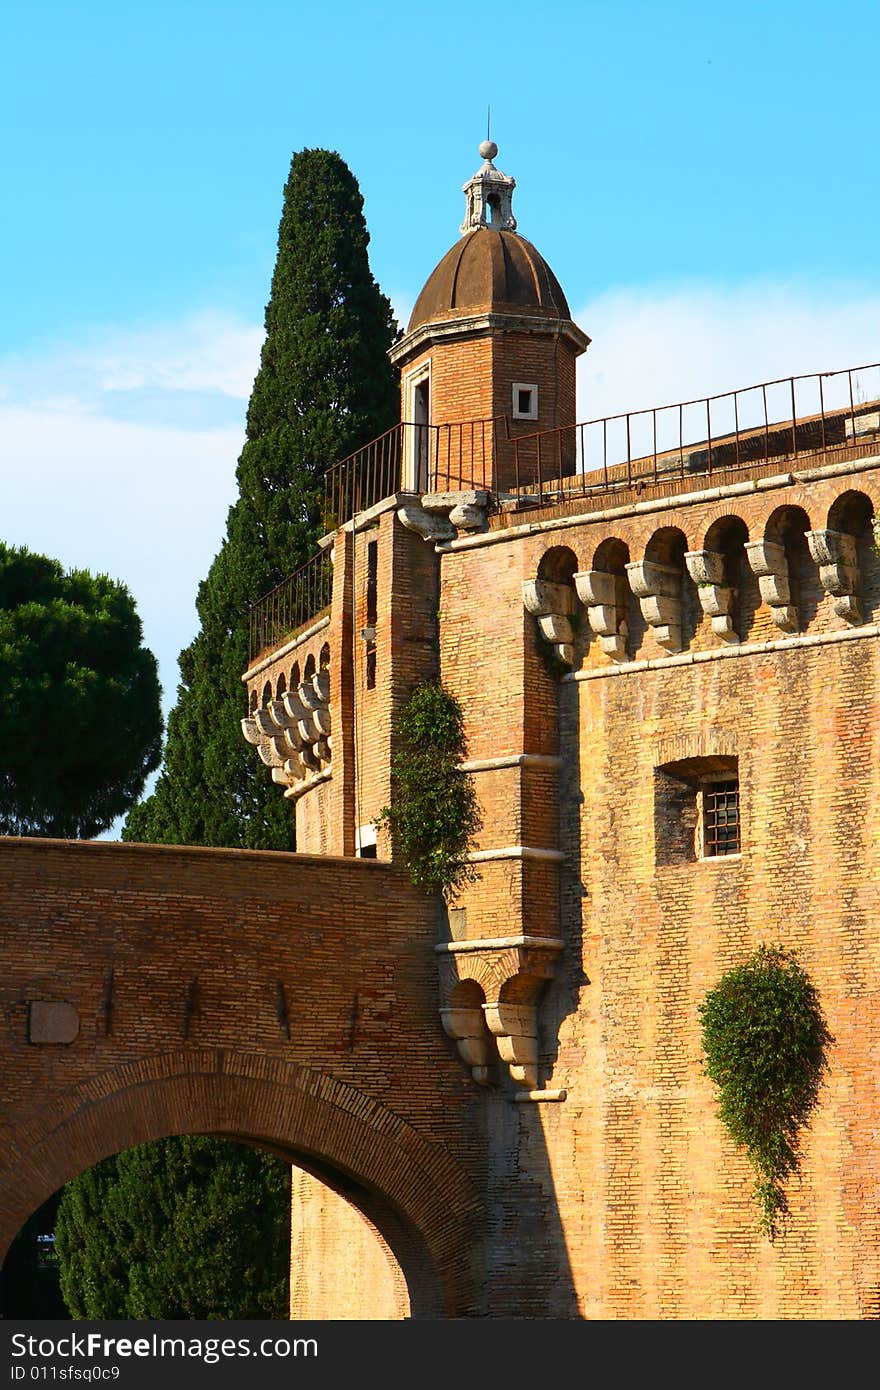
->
[[241, 669, 332, 794], [625, 559, 682, 652], [744, 539, 798, 632], [398, 491, 490, 541], [685, 549, 739, 644], [522, 579, 578, 668], [574, 569, 628, 662], [397, 504, 456, 543], [436, 937, 563, 1091], [806, 528, 862, 623]]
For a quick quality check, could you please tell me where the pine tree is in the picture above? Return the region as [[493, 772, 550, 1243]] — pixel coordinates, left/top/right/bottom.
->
[[0, 543, 162, 838], [124, 148, 398, 849]]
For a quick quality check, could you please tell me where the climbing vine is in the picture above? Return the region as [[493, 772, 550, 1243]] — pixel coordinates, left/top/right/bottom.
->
[[699, 944, 833, 1240], [375, 681, 481, 902]]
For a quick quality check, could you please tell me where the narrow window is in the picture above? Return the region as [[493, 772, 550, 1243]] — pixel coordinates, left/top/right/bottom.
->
[[413, 379, 430, 491], [512, 382, 539, 420], [357, 823, 377, 858], [365, 539, 378, 690]]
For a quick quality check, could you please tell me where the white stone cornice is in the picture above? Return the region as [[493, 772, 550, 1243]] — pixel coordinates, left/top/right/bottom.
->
[[390, 311, 590, 365], [564, 621, 880, 682], [243, 615, 331, 681], [439, 452, 880, 554], [464, 846, 565, 864], [458, 753, 561, 773], [434, 936, 564, 955]]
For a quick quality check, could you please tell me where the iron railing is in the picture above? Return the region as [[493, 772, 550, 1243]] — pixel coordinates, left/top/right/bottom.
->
[[508, 362, 880, 504], [248, 549, 333, 660], [324, 418, 502, 528]]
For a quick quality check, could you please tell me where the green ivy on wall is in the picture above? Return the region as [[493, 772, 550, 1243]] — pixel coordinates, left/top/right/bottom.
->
[[699, 944, 833, 1240], [375, 682, 481, 902]]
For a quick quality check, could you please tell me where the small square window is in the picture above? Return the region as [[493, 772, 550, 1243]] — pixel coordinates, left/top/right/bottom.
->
[[512, 382, 539, 420]]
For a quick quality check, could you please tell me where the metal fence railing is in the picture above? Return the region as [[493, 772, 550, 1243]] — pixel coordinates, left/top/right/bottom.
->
[[323, 418, 501, 528], [507, 362, 880, 504], [248, 549, 333, 660]]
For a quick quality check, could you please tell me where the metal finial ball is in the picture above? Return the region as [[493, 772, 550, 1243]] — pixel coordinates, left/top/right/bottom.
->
[[479, 139, 498, 161]]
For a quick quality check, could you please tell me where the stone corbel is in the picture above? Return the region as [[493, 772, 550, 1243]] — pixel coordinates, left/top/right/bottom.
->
[[439, 1005, 492, 1086], [573, 569, 628, 661], [399, 490, 489, 542], [806, 529, 862, 623], [397, 505, 456, 543], [241, 670, 332, 795], [522, 579, 578, 668], [482, 1002, 539, 1089], [436, 936, 563, 1091], [743, 540, 798, 632], [625, 559, 682, 653], [684, 549, 738, 644]]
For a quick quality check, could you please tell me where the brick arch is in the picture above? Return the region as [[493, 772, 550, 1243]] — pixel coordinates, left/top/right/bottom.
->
[[764, 502, 822, 630], [537, 544, 578, 584], [827, 488, 874, 534], [0, 1049, 481, 1318]]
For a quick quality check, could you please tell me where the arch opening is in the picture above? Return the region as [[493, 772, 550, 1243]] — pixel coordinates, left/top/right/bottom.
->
[[0, 1056, 478, 1319]]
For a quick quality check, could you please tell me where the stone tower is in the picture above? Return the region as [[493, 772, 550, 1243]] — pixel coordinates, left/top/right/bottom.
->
[[390, 141, 591, 494]]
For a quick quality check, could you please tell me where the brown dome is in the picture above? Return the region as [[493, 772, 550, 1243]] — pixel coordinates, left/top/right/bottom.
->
[[408, 229, 572, 332]]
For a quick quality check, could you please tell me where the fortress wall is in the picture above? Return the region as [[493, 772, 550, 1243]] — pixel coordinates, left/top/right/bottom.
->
[[435, 458, 880, 1317]]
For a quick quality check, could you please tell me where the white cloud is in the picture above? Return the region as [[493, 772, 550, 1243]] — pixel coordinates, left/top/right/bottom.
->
[[0, 312, 264, 425], [1, 405, 243, 713], [575, 280, 880, 422], [0, 312, 264, 736]]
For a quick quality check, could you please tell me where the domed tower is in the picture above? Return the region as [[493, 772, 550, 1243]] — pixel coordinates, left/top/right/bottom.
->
[[390, 140, 591, 495]]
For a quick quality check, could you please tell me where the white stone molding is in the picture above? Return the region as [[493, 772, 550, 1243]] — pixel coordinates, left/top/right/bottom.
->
[[684, 549, 739, 644], [743, 539, 798, 632], [399, 489, 490, 541], [574, 569, 628, 661], [414, 490, 490, 536], [625, 559, 682, 653], [806, 528, 862, 623], [522, 578, 578, 667]]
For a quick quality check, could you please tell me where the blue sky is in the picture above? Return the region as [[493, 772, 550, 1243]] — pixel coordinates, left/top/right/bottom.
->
[[2, 0, 879, 827]]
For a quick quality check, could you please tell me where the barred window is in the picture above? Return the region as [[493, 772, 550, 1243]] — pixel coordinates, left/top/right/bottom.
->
[[702, 780, 740, 857], [654, 754, 741, 865]]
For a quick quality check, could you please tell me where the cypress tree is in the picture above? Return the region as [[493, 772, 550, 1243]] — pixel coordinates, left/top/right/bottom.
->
[[81, 151, 400, 1321], [124, 148, 398, 849]]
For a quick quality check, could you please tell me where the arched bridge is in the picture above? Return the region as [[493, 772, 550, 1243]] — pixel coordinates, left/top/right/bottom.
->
[[0, 839, 492, 1318]]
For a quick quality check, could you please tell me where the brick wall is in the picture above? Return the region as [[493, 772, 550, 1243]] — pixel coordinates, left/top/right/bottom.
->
[[0, 839, 484, 1318], [431, 455, 880, 1317]]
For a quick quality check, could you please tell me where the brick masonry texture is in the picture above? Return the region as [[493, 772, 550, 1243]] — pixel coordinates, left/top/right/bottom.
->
[[433, 457, 880, 1318], [0, 840, 485, 1318]]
